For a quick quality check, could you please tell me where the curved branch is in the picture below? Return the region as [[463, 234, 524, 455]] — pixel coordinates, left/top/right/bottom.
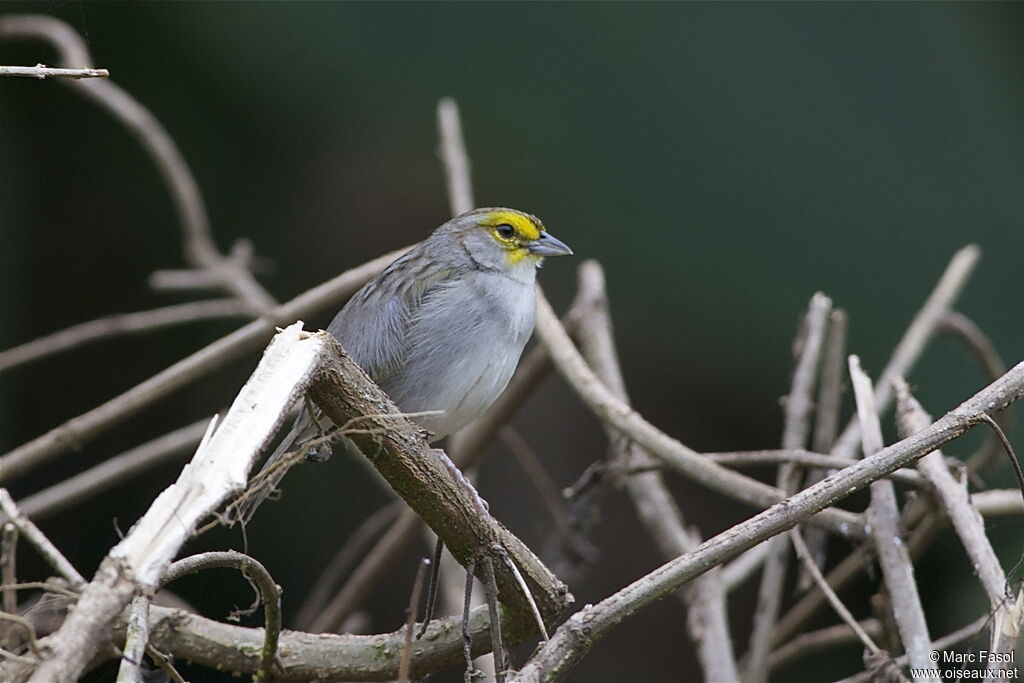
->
[[162, 551, 280, 683], [534, 292, 863, 539]]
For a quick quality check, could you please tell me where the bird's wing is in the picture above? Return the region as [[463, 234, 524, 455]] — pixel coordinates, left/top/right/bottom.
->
[[326, 251, 458, 387]]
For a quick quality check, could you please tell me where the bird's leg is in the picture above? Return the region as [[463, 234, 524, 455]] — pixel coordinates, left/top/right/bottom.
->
[[417, 536, 445, 639], [303, 396, 333, 463], [462, 555, 482, 683]]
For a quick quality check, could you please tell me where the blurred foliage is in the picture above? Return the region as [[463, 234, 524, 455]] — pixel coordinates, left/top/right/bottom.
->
[[1, 3, 1023, 681]]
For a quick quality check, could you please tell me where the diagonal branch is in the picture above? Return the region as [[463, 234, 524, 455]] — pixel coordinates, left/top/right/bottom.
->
[[308, 334, 571, 631], [848, 356, 934, 679], [534, 292, 863, 539], [510, 360, 1024, 682]]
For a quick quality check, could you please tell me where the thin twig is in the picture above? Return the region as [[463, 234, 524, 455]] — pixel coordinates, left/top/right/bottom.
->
[[115, 595, 150, 683], [143, 644, 186, 683], [162, 551, 281, 683], [0, 613, 40, 658], [481, 556, 506, 683], [463, 557, 478, 683], [0, 64, 108, 78], [800, 309, 849, 590], [789, 529, 882, 656], [398, 558, 430, 683], [499, 427, 572, 539], [418, 535, 445, 638], [848, 356, 934, 679], [18, 420, 209, 521], [311, 511, 422, 633], [1, 525, 17, 615], [0, 299, 254, 373], [0, 491, 84, 588], [939, 311, 1011, 474], [768, 619, 883, 672]]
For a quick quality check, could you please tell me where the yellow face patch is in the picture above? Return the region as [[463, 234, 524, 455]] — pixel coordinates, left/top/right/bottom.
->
[[481, 210, 542, 241]]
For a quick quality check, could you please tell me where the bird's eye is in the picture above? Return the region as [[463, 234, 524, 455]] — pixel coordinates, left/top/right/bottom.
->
[[495, 224, 515, 239]]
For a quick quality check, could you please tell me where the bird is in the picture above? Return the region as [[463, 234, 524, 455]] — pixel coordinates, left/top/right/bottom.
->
[[237, 207, 572, 521]]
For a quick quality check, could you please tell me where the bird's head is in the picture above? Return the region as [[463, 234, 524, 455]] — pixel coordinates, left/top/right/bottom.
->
[[444, 207, 573, 276]]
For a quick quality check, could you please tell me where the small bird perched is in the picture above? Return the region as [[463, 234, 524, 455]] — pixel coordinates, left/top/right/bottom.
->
[[239, 207, 572, 520]]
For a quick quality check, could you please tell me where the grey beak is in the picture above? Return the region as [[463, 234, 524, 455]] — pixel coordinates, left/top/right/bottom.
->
[[528, 231, 573, 257]]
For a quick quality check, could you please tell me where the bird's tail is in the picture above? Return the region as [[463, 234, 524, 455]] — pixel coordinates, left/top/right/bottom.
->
[[232, 410, 321, 524]]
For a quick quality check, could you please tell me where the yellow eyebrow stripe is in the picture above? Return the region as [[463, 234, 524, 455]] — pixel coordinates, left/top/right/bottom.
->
[[482, 210, 542, 241]]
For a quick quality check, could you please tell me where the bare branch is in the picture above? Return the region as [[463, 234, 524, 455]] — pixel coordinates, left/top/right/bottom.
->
[[799, 308, 849, 590], [895, 379, 1007, 609], [18, 420, 208, 521], [535, 291, 863, 539], [574, 260, 738, 682], [704, 450, 925, 487], [849, 356, 934, 679], [307, 334, 571, 631], [509, 360, 1024, 682], [973, 489, 1024, 517], [789, 529, 882, 656], [0, 491, 84, 588], [25, 323, 325, 682], [162, 551, 281, 683], [398, 558, 430, 683], [0, 245, 407, 484], [114, 596, 149, 683], [0, 300, 254, 374], [0, 64, 108, 78]]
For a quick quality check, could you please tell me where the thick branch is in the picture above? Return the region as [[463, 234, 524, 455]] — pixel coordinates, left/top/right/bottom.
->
[[308, 334, 571, 630], [25, 324, 326, 682]]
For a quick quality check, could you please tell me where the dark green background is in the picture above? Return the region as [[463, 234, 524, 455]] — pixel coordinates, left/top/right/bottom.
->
[[1, 3, 1022, 681]]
